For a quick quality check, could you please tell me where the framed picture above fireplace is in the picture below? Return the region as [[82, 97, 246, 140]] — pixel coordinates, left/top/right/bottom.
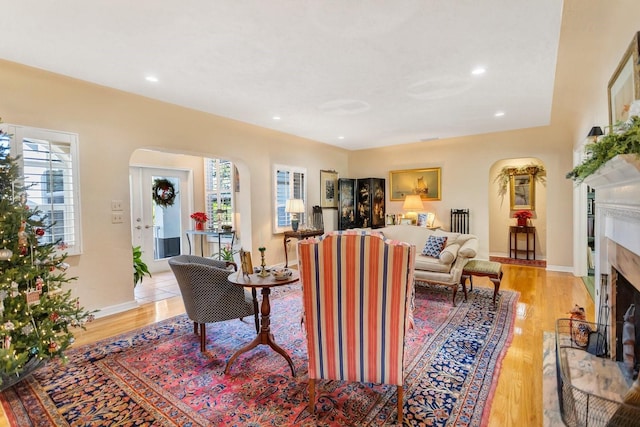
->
[[608, 31, 640, 127]]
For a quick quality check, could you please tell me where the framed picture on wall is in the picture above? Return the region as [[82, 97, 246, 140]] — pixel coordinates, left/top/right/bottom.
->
[[320, 170, 338, 209], [389, 167, 441, 201], [510, 173, 535, 210], [608, 31, 640, 127]]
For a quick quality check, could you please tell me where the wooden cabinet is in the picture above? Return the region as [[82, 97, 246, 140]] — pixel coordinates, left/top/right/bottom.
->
[[338, 178, 357, 230], [338, 177, 386, 229], [356, 178, 385, 229]]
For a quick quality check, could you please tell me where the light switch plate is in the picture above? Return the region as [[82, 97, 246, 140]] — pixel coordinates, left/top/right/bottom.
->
[[111, 200, 123, 211]]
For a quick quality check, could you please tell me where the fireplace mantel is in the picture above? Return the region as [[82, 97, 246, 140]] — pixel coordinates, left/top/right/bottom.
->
[[583, 154, 640, 189]]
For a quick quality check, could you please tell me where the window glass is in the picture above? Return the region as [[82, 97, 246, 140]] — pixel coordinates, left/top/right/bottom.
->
[[273, 164, 306, 233], [3, 125, 81, 255]]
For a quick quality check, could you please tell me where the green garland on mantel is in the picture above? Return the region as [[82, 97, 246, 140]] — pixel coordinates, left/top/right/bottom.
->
[[494, 163, 546, 198], [566, 116, 640, 183]]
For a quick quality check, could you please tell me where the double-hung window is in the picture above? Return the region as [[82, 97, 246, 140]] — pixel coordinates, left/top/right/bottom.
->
[[1, 124, 82, 255], [273, 164, 306, 233], [204, 158, 234, 229]]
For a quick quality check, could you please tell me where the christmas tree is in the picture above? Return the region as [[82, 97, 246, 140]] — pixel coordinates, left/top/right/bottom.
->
[[0, 120, 93, 389]]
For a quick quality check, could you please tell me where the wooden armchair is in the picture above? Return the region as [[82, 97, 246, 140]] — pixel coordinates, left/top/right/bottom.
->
[[297, 230, 416, 424], [168, 255, 259, 352]]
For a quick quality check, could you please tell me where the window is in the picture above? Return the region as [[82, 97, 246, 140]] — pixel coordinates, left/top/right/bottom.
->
[[2, 124, 82, 255], [273, 164, 306, 233], [204, 158, 233, 229]]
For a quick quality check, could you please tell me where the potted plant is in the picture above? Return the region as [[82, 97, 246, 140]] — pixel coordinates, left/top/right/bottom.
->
[[133, 245, 151, 287], [513, 210, 532, 227], [190, 212, 208, 231], [214, 244, 238, 262]]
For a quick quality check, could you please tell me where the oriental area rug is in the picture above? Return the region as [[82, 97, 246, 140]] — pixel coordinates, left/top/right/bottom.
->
[[1, 284, 518, 426]]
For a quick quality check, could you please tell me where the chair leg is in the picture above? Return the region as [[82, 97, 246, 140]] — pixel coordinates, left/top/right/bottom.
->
[[397, 385, 403, 425], [193, 321, 198, 335], [308, 378, 315, 414], [252, 288, 259, 333], [199, 323, 206, 352], [452, 285, 458, 307]]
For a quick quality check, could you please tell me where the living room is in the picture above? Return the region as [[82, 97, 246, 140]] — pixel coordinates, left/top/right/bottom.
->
[[1, 1, 639, 425]]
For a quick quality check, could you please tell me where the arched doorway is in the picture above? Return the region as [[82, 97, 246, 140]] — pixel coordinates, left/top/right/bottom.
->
[[488, 158, 547, 265]]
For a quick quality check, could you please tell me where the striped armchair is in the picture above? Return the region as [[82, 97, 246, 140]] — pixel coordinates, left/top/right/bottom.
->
[[297, 230, 416, 424], [168, 255, 259, 352]]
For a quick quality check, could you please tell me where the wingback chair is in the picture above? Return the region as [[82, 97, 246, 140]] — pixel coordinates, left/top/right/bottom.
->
[[168, 255, 259, 352], [297, 230, 416, 424]]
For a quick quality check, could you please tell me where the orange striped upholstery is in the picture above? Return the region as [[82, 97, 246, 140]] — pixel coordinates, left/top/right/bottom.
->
[[297, 230, 416, 386]]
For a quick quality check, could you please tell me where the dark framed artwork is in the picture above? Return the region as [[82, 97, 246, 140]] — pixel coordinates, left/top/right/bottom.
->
[[338, 178, 356, 230], [389, 167, 441, 201], [320, 169, 338, 209], [608, 31, 640, 127], [510, 173, 535, 210]]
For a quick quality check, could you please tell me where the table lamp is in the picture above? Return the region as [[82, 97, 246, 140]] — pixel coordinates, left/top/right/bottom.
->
[[402, 194, 424, 224], [286, 199, 305, 231]]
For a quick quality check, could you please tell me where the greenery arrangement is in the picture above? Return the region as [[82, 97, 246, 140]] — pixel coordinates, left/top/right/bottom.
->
[[566, 116, 640, 183], [213, 244, 238, 262], [494, 163, 546, 198], [0, 123, 94, 388], [133, 245, 151, 287]]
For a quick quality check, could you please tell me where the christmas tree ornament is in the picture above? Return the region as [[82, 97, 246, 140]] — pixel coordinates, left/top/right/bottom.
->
[[0, 248, 12, 260]]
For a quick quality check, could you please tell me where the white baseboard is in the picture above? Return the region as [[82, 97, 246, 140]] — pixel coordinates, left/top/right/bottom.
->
[[92, 300, 139, 319]]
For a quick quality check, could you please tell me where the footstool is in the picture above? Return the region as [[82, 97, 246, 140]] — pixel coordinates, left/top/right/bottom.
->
[[461, 260, 503, 305]]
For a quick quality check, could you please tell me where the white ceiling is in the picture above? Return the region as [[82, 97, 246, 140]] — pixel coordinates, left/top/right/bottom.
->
[[1, 1, 563, 150]]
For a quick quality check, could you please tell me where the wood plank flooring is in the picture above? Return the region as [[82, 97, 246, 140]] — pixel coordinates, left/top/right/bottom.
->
[[1, 264, 593, 426]]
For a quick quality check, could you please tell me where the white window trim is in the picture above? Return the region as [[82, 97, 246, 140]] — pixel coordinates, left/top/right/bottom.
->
[[273, 163, 307, 234], [4, 124, 83, 256]]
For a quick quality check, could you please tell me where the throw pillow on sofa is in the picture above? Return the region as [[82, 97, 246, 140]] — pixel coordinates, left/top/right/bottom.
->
[[422, 235, 448, 257]]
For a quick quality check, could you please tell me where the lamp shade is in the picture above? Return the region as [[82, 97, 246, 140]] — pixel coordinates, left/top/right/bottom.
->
[[285, 198, 305, 213], [587, 126, 604, 138], [402, 194, 424, 211]]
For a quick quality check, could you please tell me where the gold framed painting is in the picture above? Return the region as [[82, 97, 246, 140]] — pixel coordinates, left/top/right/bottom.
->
[[389, 167, 441, 201], [510, 173, 535, 210], [320, 169, 338, 209], [608, 31, 640, 127]]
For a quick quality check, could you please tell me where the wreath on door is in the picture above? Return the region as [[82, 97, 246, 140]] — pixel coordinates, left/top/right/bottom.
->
[[152, 178, 177, 207]]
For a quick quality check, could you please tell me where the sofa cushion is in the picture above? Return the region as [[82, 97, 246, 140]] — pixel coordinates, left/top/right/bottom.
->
[[422, 235, 447, 257], [439, 242, 460, 264], [414, 255, 452, 273]]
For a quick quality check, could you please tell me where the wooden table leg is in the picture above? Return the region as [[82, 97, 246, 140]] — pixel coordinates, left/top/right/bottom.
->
[[225, 287, 296, 376]]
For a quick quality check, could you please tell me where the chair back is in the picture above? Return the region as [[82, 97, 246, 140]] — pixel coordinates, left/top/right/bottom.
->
[[297, 230, 415, 386]]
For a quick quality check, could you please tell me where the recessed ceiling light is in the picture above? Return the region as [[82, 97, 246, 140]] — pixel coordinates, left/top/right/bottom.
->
[[273, 116, 281, 120], [471, 67, 486, 75], [145, 75, 159, 83], [338, 136, 345, 140], [494, 111, 505, 117]]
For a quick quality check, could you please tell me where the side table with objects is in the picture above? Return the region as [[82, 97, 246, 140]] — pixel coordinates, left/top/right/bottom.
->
[[283, 229, 323, 268], [224, 269, 299, 376]]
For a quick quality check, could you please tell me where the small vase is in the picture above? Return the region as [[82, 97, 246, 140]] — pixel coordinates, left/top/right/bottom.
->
[[517, 218, 527, 227], [195, 221, 205, 231]]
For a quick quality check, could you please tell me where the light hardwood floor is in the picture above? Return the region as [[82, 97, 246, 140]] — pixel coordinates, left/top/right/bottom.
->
[[1, 264, 593, 426]]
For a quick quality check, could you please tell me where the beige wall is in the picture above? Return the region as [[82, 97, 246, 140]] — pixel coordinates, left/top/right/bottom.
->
[[348, 125, 568, 267], [0, 60, 348, 314]]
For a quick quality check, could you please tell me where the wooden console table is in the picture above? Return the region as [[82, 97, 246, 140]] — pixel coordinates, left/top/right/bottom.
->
[[283, 229, 323, 267], [509, 225, 535, 260]]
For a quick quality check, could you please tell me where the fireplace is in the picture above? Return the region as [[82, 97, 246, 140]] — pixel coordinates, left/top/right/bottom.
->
[[585, 154, 640, 369], [612, 264, 640, 378]]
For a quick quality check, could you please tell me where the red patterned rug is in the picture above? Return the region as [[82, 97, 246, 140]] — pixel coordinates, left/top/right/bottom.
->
[[1, 284, 518, 426]]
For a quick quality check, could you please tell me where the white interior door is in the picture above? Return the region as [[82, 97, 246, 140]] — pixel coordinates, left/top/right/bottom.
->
[[130, 166, 191, 273]]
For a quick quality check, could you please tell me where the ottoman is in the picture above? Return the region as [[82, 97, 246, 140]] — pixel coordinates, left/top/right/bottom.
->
[[461, 260, 503, 305]]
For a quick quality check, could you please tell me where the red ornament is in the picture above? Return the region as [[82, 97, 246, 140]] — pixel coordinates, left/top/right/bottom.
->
[[35, 228, 45, 236], [49, 312, 59, 323]]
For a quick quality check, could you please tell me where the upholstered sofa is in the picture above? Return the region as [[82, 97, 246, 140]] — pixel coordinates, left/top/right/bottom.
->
[[376, 225, 479, 305]]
